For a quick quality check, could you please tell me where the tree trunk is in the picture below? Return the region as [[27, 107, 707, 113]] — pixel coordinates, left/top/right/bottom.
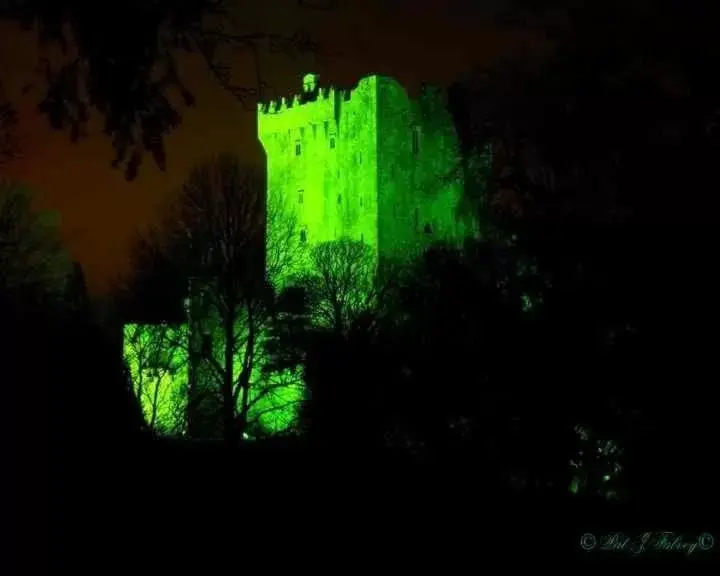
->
[[150, 372, 161, 430], [333, 302, 343, 334], [187, 332, 199, 437], [222, 302, 239, 447], [241, 309, 254, 436], [235, 298, 256, 440]]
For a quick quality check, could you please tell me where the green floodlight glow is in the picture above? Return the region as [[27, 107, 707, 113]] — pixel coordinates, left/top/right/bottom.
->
[[124, 73, 484, 439], [123, 323, 188, 435], [123, 322, 303, 436]]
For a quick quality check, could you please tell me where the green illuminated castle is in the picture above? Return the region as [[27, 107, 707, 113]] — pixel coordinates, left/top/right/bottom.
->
[[123, 73, 476, 438], [259, 73, 472, 274]]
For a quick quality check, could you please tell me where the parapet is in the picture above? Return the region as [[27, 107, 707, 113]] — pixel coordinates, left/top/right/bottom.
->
[[258, 72, 360, 115], [258, 87, 339, 115]]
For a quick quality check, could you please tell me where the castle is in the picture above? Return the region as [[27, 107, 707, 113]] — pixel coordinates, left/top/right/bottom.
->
[[259, 73, 472, 277], [123, 73, 474, 437]]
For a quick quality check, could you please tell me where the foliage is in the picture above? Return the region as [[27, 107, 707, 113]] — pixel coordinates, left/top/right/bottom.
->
[[455, 1, 720, 230], [295, 239, 376, 334], [0, 0, 323, 179], [439, 1, 720, 499], [118, 228, 188, 323], [286, 232, 659, 498], [0, 181, 70, 297], [5, 266, 146, 472], [570, 424, 626, 501]]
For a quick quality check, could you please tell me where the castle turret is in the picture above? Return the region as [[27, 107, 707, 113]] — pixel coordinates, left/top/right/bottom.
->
[[303, 73, 319, 94]]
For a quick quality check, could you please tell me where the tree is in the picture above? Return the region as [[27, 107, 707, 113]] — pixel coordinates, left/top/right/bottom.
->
[[63, 261, 89, 313], [265, 238, 390, 450], [0, 181, 70, 298], [454, 1, 720, 228], [447, 0, 720, 501], [296, 239, 377, 334], [0, 1, 324, 179], [0, 183, 143, 444], [118, 227, 188, 324], [132, 153, 302, 443], [122, 322, 188, 435]]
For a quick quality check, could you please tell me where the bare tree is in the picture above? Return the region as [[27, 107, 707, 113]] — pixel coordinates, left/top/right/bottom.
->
[[122, 322, 189, 435], [160, 153, 302, 443], [0, 181, 70, 297], [297, 239, 377, 334]]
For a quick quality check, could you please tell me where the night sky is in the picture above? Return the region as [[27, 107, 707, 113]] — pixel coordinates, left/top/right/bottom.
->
[[0, 0, 538, 293]]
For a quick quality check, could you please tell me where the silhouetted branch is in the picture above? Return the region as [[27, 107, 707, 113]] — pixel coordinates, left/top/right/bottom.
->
[[0, 0, 328, 179], [126, 154, 303, 441]]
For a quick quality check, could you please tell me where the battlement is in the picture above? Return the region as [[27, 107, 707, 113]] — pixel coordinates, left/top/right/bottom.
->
[[257, 87, 339, 114], [258, 72, 358, 115]]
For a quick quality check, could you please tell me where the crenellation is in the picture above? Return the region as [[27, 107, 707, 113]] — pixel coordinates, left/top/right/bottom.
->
[[259, 81, 369, 122]]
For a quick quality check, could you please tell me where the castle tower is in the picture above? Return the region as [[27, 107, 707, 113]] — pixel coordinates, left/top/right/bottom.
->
[[258, 73, 473, 283]]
